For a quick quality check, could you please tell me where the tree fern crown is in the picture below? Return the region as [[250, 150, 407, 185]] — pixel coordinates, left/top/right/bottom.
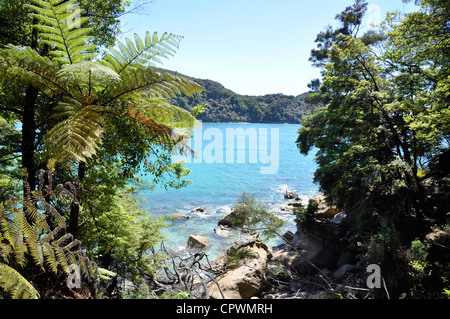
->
[[1, 0, 204, 164]]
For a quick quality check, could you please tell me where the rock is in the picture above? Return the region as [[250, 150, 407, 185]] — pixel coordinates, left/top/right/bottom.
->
[[337, 251, 357, 268], [332, 264, 360, 280], [172, 213, 190, 220], [284, 192, 300, 200], [425, 229, 450, 263], [187, 235, 209, 249], [289, 228, 340, 271], [280, 205, 294, 212], [330, 211, 346, 225], [287, 202, 303, 208], [218, 209, 247, 228], [269, 245, 302, 269], [207, 238, 271, 299], [282, 231, 294, 243], [241, 224, 251, 234], [214, 225, 230, 238], [191, 206, 207, 214], [309, 291, 341, 299], [218, 211, 234, 227], [310, 195, 340, 219], [209, 264, 266, 299], [241, 225, 260, 238]]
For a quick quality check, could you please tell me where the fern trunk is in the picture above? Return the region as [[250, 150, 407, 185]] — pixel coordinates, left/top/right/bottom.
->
[[68, 161, 86, 239], [20, 17, 40, 196], [21, 85, 38, 194]]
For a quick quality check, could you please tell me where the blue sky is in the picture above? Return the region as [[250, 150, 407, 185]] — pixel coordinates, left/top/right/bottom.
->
[[119, 0, 418, 96]]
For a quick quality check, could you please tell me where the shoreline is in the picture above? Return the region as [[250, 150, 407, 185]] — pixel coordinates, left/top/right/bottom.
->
[[160, 188, 319, 261]]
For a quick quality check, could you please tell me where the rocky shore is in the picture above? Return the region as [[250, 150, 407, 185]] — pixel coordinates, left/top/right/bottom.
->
[[179, 192, 382, 299]]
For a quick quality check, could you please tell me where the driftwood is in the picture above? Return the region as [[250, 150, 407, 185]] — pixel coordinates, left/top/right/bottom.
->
[[148, 243, 225, 299]]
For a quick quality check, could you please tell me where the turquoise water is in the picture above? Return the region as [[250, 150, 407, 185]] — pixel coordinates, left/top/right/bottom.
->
[[138, 123, 319, 258]]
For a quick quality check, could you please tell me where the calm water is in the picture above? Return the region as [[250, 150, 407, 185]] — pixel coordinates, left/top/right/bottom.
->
[[138, 123, 319, 258]]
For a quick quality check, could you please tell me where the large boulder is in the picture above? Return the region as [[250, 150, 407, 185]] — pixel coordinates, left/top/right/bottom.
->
[[187, 235, 210, 249], [218, 209, 248, 228], [276, 226, 341, 272], [284, 192, 300, 200], [207, 238, 272, 299], [310, 195, 340, 219]]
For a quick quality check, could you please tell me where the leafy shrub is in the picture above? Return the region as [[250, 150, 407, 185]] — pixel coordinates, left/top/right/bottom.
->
[[233, 192, 285, 240], [226, 247, 256, 266]]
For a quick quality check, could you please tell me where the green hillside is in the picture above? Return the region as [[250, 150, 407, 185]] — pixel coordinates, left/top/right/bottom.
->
[[158, 69, 319, 124]]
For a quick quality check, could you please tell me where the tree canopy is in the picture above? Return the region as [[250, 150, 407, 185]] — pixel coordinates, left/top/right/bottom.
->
[[297, 0, 449, 297], [0, 0, 203, 299]]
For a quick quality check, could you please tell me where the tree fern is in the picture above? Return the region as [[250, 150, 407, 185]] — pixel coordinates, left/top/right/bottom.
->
[[0, 0, 204, 164], [0, 170, 98, 299]]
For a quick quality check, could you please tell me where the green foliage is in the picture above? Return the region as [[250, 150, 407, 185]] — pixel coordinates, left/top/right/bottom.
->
[[0, 0, 201, 299], [294, 199, 318, 224], [0, 0, 33, 46], [298, 0, 449, 297], [363, 226, 401, 265], [232, 192, 285, 240], [122, 283, 155, 299], [76, 0, 129, 47], [226, 247, 256, 266], [0, 263, 40, 299], [0, 170, 97, 299], [297, 0, 449, 224], [0, 116, 21, 201], [159, 290, 192, 299], [410, 239, 428, 264], [0, 0, 129, 47], [122, 284, 192, 299], [159, 69, 319, 124], [25, 0, 97, 65], [0, 0, 204, 165], [78, 188, 168, 283]]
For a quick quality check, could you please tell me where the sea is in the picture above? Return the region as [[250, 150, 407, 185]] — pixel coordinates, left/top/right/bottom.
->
[[137, 122, 319, 259]]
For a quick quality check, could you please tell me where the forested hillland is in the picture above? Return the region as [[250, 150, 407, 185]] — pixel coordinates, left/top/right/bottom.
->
[[157, 68, 319, 124]]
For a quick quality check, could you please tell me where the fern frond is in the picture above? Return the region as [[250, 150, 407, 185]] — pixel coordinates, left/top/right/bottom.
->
[[0, 44, 69, 96], [12, 242, 28, 269], [57, 61, 122, 99], [27, 244, 45, 271], [98, 267, 117, 281], [121, 105, 192, 154], [0, 171, 98, 299], [0, 264, 40, 299], [103, 31, 183, 74], [135, 97, 200, 129], [46, 100, 105, 163], [42, 245, 58, 273], [54, 246, 69, 274], [104, 67, 203, 104], [26, 0, 96, 65]]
